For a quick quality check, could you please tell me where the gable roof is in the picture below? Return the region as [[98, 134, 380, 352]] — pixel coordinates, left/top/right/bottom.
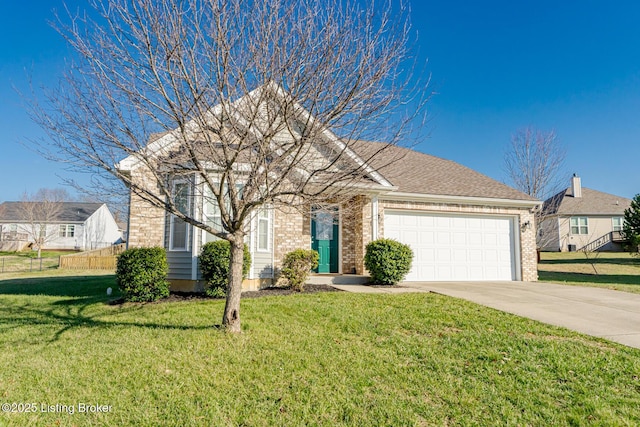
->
[[116, 82, 393, 189], [351, 141, 537, 202], [543, 187, 631, 216], [0, 202, 105, 223]]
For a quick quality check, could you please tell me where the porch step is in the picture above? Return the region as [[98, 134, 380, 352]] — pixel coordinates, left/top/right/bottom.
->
[[307, 274, 371, 285]]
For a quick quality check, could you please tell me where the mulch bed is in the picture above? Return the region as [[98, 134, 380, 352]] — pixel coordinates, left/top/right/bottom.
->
[[109, 284, 340, 305]]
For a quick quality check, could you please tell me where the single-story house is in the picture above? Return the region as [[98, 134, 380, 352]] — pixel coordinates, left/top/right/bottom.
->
[[539, 175, 631, 252], [0, 202, 122, 251], [119, 86, 540, 291]]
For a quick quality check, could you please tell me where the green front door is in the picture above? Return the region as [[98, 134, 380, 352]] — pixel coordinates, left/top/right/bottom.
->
[[311, 209, 339, 273]]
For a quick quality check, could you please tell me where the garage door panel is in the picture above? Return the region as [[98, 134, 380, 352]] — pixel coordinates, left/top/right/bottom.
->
[[468, 232, 483, 246], [468, 249, 483, 262], [418, 215, 434, 227], [384, 211, 517, 281], [453, 232, 467, 245], [453, 249, 467, 262], [418, 248, 435, 262], [419, 231, 435, 245]]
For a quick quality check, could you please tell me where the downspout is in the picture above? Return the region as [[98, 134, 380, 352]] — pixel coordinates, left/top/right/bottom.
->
[[372, 196, 379, 240]]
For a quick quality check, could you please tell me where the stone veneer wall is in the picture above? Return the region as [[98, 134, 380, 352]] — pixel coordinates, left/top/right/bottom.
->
[[127, 167, 166, 248], [380, 200, 538, 282]]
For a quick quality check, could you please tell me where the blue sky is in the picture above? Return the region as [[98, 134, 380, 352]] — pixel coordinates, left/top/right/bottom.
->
[[1, 0, 639, 202]]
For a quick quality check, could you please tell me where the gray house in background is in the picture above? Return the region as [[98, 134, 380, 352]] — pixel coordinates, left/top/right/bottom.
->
[[0, 202, 122, 251], [539, 175, 631, 252]]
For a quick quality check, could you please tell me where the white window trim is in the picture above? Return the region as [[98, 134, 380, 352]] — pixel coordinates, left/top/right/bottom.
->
[[256, 207, 271, 252], [202, 185, 223, 245], [612, 217, 624, 232], [59, 224, 76, 238], [570, 217, 589, 235], [169, 179, 191, 251]]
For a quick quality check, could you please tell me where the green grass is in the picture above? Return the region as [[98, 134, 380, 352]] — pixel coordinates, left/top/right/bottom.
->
[[0, 250, 74, 258], [0, 251, 75, 274], [1, 273, 640, 426], [539, 252, 640, 293]]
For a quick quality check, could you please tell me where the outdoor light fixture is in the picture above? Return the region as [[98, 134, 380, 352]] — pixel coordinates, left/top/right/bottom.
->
[[521, 221, 531, 232]]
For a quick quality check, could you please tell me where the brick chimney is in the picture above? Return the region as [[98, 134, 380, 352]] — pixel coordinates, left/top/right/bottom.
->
[[571, 174, 582, 198]]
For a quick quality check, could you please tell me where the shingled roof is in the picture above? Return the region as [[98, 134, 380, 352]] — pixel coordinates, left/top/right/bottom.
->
[[350, 141, 537, 201], [0, 202, 104, 223], [543, 188, 630, 216]]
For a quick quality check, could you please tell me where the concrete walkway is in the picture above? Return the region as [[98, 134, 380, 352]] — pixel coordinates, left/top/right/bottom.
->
[[332, 281, 640, 349]]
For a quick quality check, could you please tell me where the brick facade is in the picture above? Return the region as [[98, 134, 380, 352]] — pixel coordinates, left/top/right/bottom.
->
[[270, 197, 538, 282], [127, 167, 166, 248], [341, 196, 372, 275], [126, 167, 538, 283], [272, 204, 311, 271]]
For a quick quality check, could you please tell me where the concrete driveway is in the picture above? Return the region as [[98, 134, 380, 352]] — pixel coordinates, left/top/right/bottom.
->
[[402, 281, 640, 349]]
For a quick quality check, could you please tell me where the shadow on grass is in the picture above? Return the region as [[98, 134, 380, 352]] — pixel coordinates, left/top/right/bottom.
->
[[0, 275, 117, 298], [539, 271, 640, 286], [0, 275, 218, 342], [540, 257, 640, 266]]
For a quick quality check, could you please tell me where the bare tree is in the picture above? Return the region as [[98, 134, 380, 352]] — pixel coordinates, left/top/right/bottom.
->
[[19, 188, 69, 257], [27, 0, 429, 332], [504, 127, 565, 200], [504, 126, 566, 253]]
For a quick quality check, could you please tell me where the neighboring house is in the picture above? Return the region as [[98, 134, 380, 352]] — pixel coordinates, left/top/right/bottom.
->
[[0, 202, 122, 251], [119, 88, 540, 292], [539, 175, 631, 252]]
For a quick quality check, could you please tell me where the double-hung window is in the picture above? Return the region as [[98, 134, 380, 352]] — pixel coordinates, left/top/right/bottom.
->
[[202, 183, 245, 243], [169, 180, 190, 251], [59, 224, 75, 238], [203, 188, 222, 243], [612, 217, 624, 232], [570, 217, 588, 235], [257, 207, 270, 251]]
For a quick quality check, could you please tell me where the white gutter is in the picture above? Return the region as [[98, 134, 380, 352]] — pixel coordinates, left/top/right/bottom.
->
[[382, 191, 542, 209]]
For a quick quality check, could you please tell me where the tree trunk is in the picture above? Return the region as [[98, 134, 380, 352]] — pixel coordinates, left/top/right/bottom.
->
[[222, 235, 245, 333]]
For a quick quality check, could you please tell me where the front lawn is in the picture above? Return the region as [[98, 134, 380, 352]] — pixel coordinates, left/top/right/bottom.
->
[[1, 273, 639, 426], [539, 252, 640, 294]]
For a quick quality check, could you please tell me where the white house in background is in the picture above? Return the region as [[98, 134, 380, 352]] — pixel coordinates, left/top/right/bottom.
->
[[0, 202, 122, 251], [539, 175, 631, 252]]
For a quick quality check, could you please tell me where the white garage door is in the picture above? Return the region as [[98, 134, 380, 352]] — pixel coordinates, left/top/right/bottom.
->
[[384, 211, 518, 281]]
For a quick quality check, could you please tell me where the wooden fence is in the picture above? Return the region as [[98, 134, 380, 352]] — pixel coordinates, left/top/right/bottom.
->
[[59, 243, 126, 270]]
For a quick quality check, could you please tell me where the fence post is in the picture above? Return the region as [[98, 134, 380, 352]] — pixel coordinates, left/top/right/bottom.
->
[[40, 257, 43, 271], [30, 257, 33, 272]]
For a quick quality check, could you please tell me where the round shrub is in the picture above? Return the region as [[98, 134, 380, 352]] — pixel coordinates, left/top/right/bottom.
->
[[281, 249, 319, 292], [364, 238, 413, 285], [116, 247, 170, 302], [199, 240, 251, 297]]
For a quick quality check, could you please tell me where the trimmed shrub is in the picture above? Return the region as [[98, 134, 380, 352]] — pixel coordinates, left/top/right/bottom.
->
[[364, 238, 413, 285], [199, 240, 251, 297], [281, 249, 319, 292], [116, 247, 170, 302]]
